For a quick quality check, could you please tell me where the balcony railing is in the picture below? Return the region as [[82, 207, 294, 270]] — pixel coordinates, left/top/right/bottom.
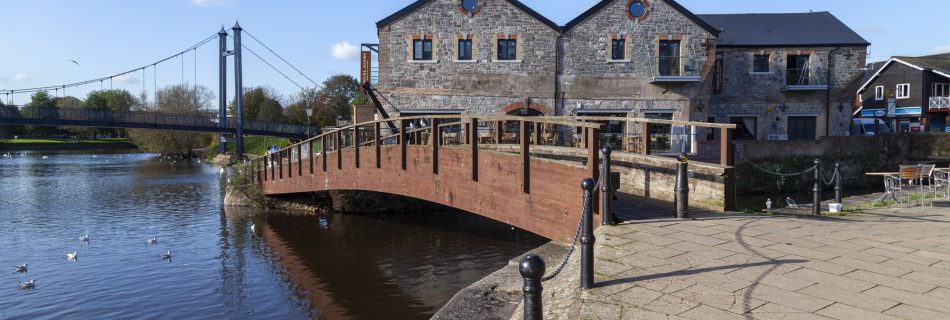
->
[[783, 67, 828, 91], [650, 56, 703, 82], [930, 96, 950, 110]]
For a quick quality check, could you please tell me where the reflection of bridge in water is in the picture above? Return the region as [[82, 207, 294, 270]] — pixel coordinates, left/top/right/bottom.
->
[[255, 115, 738, 242], [0, 106, 313, 139]]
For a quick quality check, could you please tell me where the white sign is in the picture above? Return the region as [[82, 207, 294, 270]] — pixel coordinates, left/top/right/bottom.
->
[[873, 110, 886, 117]]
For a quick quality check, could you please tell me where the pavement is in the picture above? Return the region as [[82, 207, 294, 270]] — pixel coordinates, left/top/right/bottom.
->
[[575, 196, 950, 320]]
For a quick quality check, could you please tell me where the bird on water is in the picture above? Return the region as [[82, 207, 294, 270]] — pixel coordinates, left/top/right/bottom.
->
[[19, 279, 36, 289], [79, 234, 89, 242], [160, 251, 172, 260], [146, 237, 158, 245], [14, 264, 27, 273], [67, 252, 78, 260]]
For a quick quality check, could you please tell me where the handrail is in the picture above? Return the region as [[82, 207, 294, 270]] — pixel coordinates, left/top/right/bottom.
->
[[570, 116, 737, 129]]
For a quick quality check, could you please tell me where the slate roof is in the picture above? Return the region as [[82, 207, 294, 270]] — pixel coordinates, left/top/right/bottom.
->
[[894, 56, 950, 77], [563, 0, 720, 36], [376, 0, 560, 31], [697, 12, 870, 47]]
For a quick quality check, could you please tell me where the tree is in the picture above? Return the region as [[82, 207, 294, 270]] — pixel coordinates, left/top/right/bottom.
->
[[83, 90, 135, 112], [127, 85, 214, 157], [228, 86, 285, 122], [313, 74, 359, 126], [21, 91, 59, 136], [53, 96, 82, 109]]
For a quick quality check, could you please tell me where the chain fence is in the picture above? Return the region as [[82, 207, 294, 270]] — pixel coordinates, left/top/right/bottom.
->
[[542, 163, 602, 282]]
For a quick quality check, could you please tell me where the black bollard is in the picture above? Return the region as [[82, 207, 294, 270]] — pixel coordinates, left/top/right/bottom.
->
[[834, 162, 842, 204], [675, 153, 689, 219], [601, 146, 615, 226], [580, 178, 596, 290], [519, 254, 546, 320], [813, 159, 822, 216]]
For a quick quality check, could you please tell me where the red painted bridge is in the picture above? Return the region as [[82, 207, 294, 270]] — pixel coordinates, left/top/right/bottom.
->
[[252, 116, 606, 242]]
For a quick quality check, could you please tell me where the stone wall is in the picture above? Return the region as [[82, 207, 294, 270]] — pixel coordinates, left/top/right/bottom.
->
[[377, 0, 559, 116]]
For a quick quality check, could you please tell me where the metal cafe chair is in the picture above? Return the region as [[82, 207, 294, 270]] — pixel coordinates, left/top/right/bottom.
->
[[885, 165, 923, 208], [934, 164, 950, 200], [918, 164, 937, 207]]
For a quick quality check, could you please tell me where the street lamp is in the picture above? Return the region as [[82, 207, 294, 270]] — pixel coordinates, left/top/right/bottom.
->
[[305, 104, 313, 137]]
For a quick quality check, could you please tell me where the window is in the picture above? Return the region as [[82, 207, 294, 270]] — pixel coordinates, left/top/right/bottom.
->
[[787, 116, 817, 141], [753, 54, 770, 73], [611, 39, 626, 60], [658, 40, 681, 76], [461, 0, 478, 13], [730, 117, 757, 141], [896, 83, 910, 99], [786, 54, 811, 86], [628, 0, 646, 18], [413, 39, 432, 61], [458, 39, 473, 60], [933, 83, 949, 97], [497, 39, 517, 61], [875, 86, 885, 100], [645, 112, 674, 152]]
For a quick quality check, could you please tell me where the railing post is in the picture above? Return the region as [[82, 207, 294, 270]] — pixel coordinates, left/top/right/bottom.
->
[[297, 144, 302, 177], [270, 154, 275, 180], [519, 254, 545, 320], [322, 135, 327, 172], [601, 145, 614, 225], [355, 127, 361, 169], [720, 128, 734, 167], [464, 122, 471, 145], [534, 122, 541, 145], [642, 121, 651, 155], [336, 131, 343, 170], [470, 117, 479, 182], [288, 147, 293, 178], [374, 122, 381, 169], [262, 158, 267, 181], [278, 150, 283, 179], [401, 119, 408, 170], [496, 120, 504, 145], [521, 120, 530, 194], [309, 140, 314, 174], [813, 159, 822, 216], [431, 118, 440, 175], [580, 178, 596, 290], [675, 153, 689, 219], [835, 162, 842, 204]]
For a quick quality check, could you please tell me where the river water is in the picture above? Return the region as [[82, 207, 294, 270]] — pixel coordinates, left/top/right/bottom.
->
[[0, 151, 544, 319]]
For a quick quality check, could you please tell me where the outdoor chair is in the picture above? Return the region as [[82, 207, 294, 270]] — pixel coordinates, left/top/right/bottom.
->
[[934, 164, 950, 199], [885, 165, 923, 208], [918, 164, 937, 207]]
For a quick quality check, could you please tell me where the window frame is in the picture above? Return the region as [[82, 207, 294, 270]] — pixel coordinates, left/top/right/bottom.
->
[[933, 83, 950, 97], [497, 39, 517, 61], [752, 53, 770, 73], [875, 86, 885, 100], [896, 83, 910, 99], [457, 39, 473, 61], [412, 39, 433, 61], [611, 39, 626, 60]]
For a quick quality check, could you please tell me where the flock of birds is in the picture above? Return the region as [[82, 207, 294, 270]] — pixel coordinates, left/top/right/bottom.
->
[[14, 234, 172, 290]]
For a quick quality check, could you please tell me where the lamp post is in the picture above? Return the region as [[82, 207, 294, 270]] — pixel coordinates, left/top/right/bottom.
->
[[305, 104, 313, 138]]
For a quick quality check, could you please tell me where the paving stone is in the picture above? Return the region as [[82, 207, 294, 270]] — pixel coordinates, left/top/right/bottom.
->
[[899, 271, 950, 289], [621, 231, 681, 247], [813, 245, 889, 263], [864, 286, 950, 313], [883, 304, 949, 320], [780, 255, 856, 275], [620, 306, 691, 320], [734, 284, 834, 312], [665, 224, 724, 236], [611, 286, 664, 308], [630, 224, 679, 236], [785, 268, 875, 293], [580, 300, 623, 320], [677, 305, 745, 320], [725, 266, 813, 291], [764, 243, 839, 261], [827, 257, 911, 277], [862, 247, 940, 266], [842, 270, 937, 294], [601, 234, 635, 248], [640, 294, 700, 316], [797, 284, 899, 313], [756, 234, 826, 249], [748, 303, 837, 320], [618, 253, 677, 269], [671, 284, 766, 314], [815, 303, 905, 320], [641, 247, 687, 259], [665, 232, 730, 247], [689, 272, 756, 293]]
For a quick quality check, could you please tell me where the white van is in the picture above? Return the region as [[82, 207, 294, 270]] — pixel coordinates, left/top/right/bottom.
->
[[851, 118, 892, 136]]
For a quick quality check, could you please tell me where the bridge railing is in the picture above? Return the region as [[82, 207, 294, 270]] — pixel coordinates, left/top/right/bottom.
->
[[0, 106, 315, 137]]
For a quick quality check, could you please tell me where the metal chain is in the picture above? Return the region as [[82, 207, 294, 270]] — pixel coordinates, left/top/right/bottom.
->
[[543, 164, 603, 282], [737, 149, 818, 177], [822, 167, 839, 186]]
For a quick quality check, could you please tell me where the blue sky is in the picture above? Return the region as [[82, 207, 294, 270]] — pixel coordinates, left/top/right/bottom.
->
[[1, 0, 948, 106]]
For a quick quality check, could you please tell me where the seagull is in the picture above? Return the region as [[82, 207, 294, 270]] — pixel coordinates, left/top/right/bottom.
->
[[160, 251, 172, 260], [14, 264, 27, 273], [19, 279, 36, 289], [79, 234, 89, 242], [66, 252, 78, 260], [766, 198, 773, 210], [66, 59, 80, 67], [250, 223, 255, 233], [786, 197, 799, 209], [146, 237, 157, 245]]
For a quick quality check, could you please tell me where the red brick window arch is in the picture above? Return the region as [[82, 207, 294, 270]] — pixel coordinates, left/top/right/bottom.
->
[[459, 0, 483, 17], [626, 0, 650, 22]]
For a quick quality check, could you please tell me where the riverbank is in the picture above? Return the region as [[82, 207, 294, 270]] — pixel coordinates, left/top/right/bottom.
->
[[0, 138, 137, 151]]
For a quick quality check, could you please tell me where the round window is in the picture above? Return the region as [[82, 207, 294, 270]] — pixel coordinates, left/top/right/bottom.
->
[[461, 0, 478, 13], [629, 1, 646, 18]]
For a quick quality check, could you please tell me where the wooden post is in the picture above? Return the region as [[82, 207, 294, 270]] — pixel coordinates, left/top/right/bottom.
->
[[336, 131, 343, 170], [496, 120, 504, 144], [641, 121, 651, 155], [270, 154, 275, 180], [354, 127, 361, 168], [297, 144, 302, 177], [464, 123, 471, 145], [582, 127, 588, 148], [321, 135, 327, 172], [278, 150, 283, 179], [720, 128, 734, 166], [287, 148, 292, 178], [521, 120, 530, 194], [400, 119, 408, 170], [374, 122, 381, 169], [263, 158, 268, 181], [431, 118, 440, 175], [470, 117, 479, 182], [309, 140, 314, 174], [587, 127, 600, 215], [534, 122, 542, 145]]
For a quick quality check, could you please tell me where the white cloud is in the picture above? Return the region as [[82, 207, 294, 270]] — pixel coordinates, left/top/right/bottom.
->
[[189, 0, 234, 7], [933, 43, 950, 54], [14, 73, 30, 82], [114, 74, 140, 85], [331, 41, 360, 61]]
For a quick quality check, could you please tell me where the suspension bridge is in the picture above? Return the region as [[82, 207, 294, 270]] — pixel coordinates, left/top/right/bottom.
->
[[0, 23, 319, 156]]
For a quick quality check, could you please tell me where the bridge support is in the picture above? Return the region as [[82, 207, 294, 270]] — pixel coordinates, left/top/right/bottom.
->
[[218, 27, 228, 156], [232, 22, 245, 159]]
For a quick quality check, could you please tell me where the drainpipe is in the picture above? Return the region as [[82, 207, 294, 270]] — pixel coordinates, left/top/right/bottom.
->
[[825, 48, 838, 138], [554, 34, 563, 115]]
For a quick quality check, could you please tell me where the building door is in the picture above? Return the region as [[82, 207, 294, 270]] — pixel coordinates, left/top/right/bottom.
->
[[787, 116, 817, 140], [729, 117, 757, 140], [658, 40, 681, 76]]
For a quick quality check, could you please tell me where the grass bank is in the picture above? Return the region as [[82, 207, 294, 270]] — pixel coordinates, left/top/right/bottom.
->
[[205, 136, 293, 160], [0, 138, 137, 151]]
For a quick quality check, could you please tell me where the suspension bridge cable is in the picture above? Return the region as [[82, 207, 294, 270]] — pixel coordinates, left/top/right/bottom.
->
[[3, 33, 218, 95], [243, 29, 320, 88], [229, 34, 305, 91]]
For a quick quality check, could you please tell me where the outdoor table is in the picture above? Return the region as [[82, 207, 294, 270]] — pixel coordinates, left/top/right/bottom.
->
[[866, 172, 899, 207]]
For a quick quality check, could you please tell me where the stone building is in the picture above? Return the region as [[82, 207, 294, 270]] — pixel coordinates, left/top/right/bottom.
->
[[369, 0, 869, 142]]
